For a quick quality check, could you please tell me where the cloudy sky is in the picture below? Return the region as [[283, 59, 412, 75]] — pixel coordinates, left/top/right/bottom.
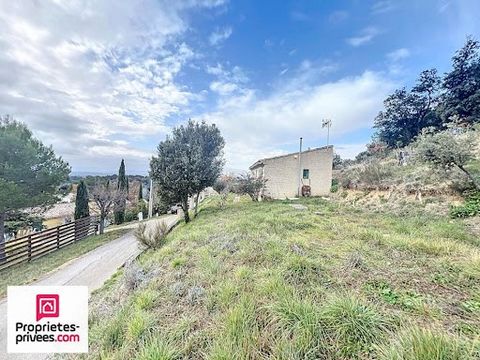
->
[[1, 0, 479, 174]]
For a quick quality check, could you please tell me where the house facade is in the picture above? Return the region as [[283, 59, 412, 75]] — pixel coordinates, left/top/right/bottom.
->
[[249, 146, 333, 199]]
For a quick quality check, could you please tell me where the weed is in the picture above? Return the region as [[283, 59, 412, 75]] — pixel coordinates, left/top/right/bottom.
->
[[134, 289, 158, 310], [321, 295, 391, 357], [137, 333, 179, 360], [135, 221, 169, 250], [377, 327, 477, 360]]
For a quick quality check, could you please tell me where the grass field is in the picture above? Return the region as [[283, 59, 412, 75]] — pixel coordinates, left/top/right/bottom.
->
[[72, 196, 479, 359], [0, 229, 129, 298]]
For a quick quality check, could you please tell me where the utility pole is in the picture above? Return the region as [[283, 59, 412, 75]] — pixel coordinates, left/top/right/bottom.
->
[[322, 118, 332, 145], [148, 179, 154, 218], [297, 137, 303, 197]]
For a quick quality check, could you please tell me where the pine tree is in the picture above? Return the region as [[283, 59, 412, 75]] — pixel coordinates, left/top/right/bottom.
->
[[114, 159, 127, 224], [1, 117, 70, 261], [74, 180, 90, 220]]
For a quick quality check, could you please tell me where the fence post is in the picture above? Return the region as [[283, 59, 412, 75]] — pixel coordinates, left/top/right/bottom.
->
[[27, 235, 32, 262], [56, 227, 60, 249]]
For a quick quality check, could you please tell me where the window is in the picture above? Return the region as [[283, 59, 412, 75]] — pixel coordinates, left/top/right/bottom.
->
[[303, 169, 309, 179]]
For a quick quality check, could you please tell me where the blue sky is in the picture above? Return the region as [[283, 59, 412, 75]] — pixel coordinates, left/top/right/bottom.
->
[[1, 0, 479, 174]]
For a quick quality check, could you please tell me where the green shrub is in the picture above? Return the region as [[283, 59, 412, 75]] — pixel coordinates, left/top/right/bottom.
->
[[331, 179, 339, 193], [450, 191, 480, 218]]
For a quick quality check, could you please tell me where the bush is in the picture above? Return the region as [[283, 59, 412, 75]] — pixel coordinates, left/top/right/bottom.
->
[[331, 179, 339, 193], [123, 261, 146, 291], [135, 221, 169, 250], [125, 202, 149, 222], [450, 191, 480, 218], [235, 173, 267, 201], [356, 162, 394, 188]]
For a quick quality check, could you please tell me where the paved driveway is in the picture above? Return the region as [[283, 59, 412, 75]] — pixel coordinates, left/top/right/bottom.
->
[[0, 215, 179, 359]]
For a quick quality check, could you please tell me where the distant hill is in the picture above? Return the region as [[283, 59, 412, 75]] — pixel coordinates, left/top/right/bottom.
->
[[70, 171, 113, 177]]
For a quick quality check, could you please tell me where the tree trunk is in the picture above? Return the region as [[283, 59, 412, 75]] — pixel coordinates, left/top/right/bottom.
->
[[99, 214, 105, 234], [457, 164, 480, 190], [194, 190, 201, 218], [182, 198, 190, 223], [0, 212, 6, 263]]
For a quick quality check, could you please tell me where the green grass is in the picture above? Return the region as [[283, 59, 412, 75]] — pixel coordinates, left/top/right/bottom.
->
[[70, 196, 480, 359], [0, 229, 129, 297]]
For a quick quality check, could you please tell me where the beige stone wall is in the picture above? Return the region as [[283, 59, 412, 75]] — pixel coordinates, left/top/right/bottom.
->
[[256, 147, 333, 199]]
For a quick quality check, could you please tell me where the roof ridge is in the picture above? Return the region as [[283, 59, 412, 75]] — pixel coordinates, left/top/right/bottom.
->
[[249, 145, 333, 169]]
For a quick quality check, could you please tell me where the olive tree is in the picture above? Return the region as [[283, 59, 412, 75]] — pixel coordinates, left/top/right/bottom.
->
[[150, 120, 224, 223], [415, 128, 479, 190], [236, 173, 267, 201]]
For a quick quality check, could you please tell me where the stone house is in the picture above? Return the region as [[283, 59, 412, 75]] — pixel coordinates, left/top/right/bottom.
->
[[249, 146, 333, 199]]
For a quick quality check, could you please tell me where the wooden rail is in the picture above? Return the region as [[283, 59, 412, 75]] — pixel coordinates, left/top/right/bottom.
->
[[0, 216, 99, 271]]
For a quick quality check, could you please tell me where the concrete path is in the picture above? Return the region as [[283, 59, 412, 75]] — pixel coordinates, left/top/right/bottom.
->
[[0, 215, 179, 360]]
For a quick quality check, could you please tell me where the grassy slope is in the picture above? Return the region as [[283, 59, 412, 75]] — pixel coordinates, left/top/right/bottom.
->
[[0, 229, 129, 298], [79, 197, 479, 359]]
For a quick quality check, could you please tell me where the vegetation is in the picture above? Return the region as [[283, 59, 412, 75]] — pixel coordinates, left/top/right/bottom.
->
[[134, 221, 169, 250], [91, 181, 125, 234], [415, 128, 479, 190], [76, 197, 480, 359], [450, 191, 480, 218], [138, 181, 143, 201], [374, 37, 480, 148], [236, 173, 267, 201], [5, 212, 43, 237], [0, 117, 70, 261], [150, 120, 225, 223], [374, 69, 441, 147], [74, 180, 90, 220], [0, 228, 128, 297], [114, 159, 128, 225]]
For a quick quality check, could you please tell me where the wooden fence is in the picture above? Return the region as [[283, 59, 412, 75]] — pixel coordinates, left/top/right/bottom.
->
[[0, 216, 99, 271]]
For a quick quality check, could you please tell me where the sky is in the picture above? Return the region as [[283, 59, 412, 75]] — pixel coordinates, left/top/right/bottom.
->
[[1, 0, 479, 174]]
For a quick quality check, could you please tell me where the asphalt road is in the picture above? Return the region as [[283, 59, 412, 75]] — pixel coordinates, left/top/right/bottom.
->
[[0, 214, 179, 360]]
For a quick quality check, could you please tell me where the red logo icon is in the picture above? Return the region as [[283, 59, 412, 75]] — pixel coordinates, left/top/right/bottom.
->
[[36, 294, 59, 321]]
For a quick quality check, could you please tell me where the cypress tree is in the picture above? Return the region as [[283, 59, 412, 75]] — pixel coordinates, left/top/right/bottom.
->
[[74, 180, 90, 220], [114, 159, 127, 224]]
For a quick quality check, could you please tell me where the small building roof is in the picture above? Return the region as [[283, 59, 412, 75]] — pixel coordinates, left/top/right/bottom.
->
[[249, 145, 333, 170]]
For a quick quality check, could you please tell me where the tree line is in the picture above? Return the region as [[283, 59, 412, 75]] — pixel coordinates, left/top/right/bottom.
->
[[374, 37, 480, 148]]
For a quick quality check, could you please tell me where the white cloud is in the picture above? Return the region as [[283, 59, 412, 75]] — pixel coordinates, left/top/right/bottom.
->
[[387, 48, 410, 62], [209, 26, 233, 46], [0, 0, 225, 173], [210, 81, 238, 95], [334, 143, 368, 159], [200, 69, 395, 169], [347, 27, 381, 47], [371, 1, 396, 14], [206, 63, 249, 97]]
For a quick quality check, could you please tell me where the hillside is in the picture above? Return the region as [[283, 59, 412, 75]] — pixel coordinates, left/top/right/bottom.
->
[[65, 197, 480, 359], [333, 127, 480, 217]]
